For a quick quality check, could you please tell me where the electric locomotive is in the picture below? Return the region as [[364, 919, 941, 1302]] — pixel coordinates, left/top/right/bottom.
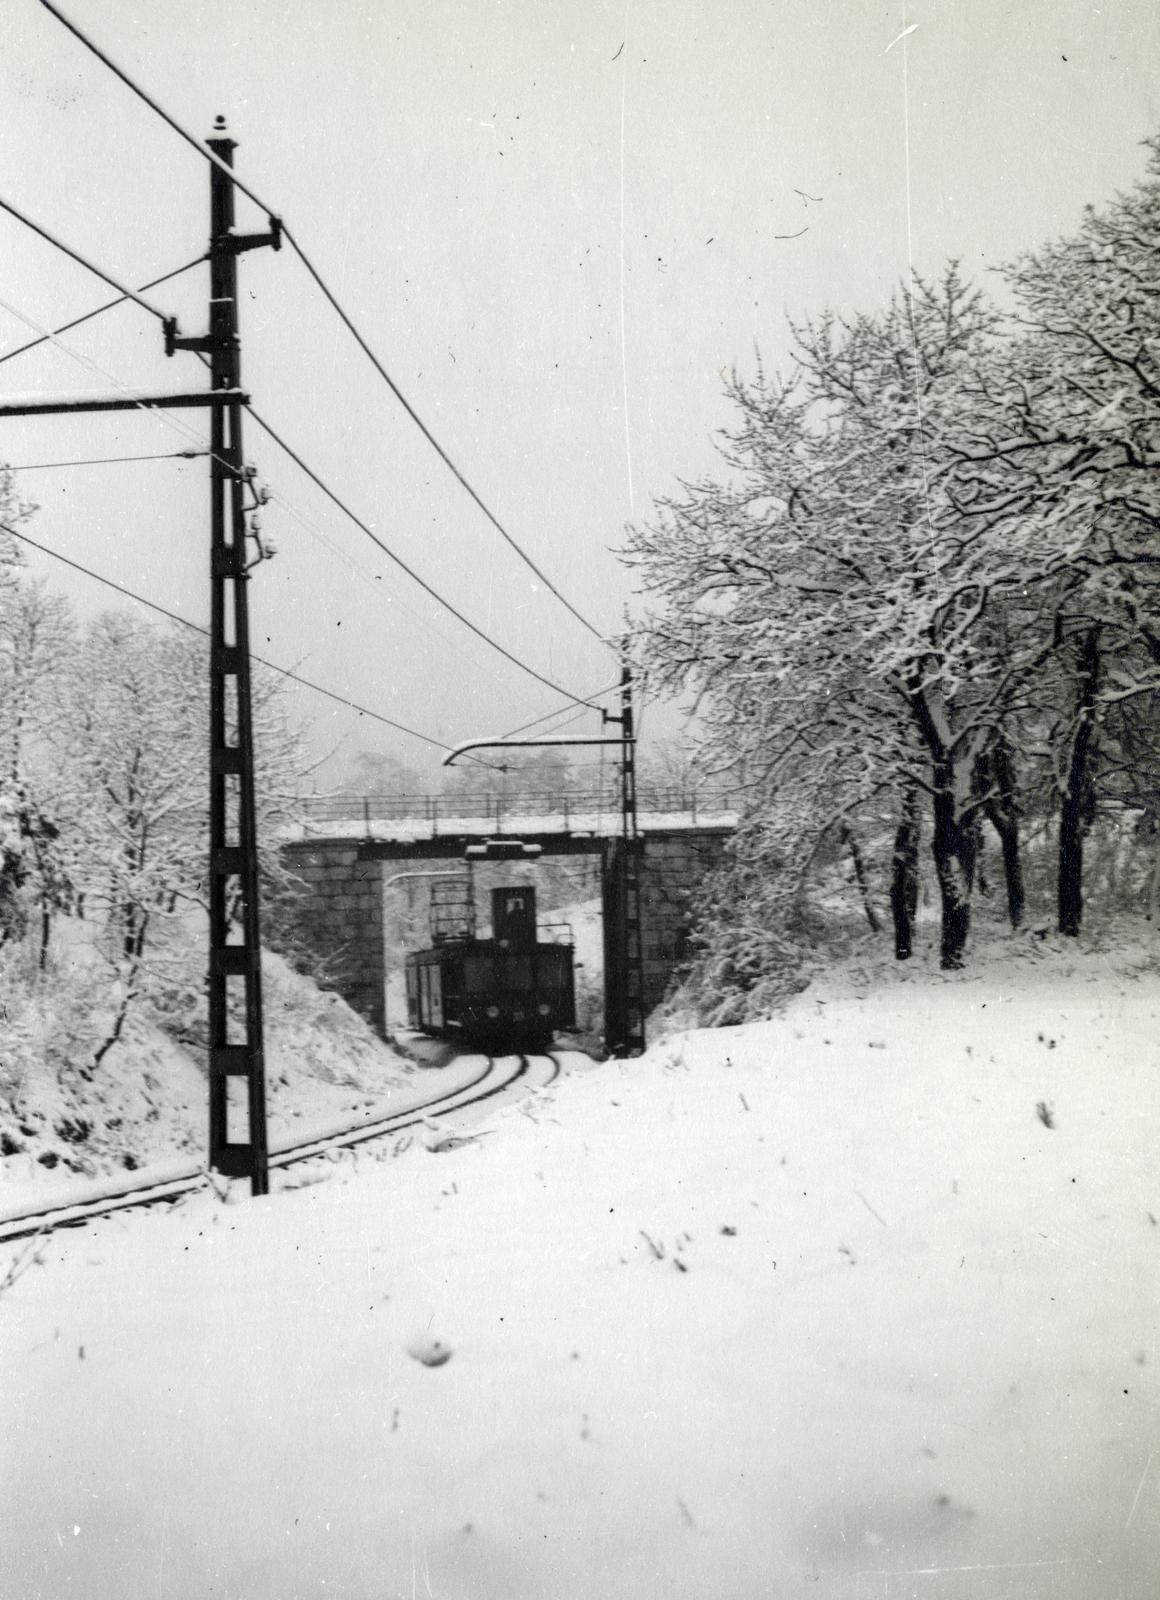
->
[[405, 882, 575, 1049]]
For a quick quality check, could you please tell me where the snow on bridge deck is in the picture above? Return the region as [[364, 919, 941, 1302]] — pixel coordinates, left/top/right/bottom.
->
[[292, 794, 740, 844], [282, 796, 741, 1026]]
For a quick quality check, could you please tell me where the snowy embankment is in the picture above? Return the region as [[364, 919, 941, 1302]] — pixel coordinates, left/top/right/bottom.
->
[[0, 944, 420, 1214], [2, 934, 1158, 1599]]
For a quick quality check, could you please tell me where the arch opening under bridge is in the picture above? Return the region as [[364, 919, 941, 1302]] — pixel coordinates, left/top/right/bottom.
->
[[279, 799, 737, 1051]]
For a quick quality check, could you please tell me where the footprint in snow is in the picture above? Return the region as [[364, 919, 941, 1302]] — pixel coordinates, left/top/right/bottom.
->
[[422, 1117, 481, 1153], [407, 1335, 453, 1367]]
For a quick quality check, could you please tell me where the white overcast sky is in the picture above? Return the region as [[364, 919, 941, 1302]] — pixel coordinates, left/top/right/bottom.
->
[[3, 0, 1159, 783]]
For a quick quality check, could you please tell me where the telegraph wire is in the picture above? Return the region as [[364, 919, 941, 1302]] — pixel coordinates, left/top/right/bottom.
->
[[0, 294, 222, 458], [258, 483, 549, 715], [1, 285, 596, 717], [1, 259, 600, 711], [0, 254, 206, 369], [278, 225, 611, 645], [499, 677, 623, 740], [2, 290, 511, 697], [0, 517, 473, 755], [172, 348, 592, 712], [0, 193, 174, 324], [38, 0, 280, 223], [36, 0, 613, 649], [243, 402, 604, 711], [4, 449, 205, 471]]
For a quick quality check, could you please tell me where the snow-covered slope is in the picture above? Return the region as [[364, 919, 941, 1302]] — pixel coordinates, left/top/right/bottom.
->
[[1, 933, 419, 1212], [2, 933, 1158, 1599]]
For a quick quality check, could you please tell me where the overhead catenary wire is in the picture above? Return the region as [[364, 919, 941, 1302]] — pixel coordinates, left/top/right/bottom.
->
[[0, 294, 223, 460], [278, 225, 611, 646], [1, 276, 593, 716], [0, 222, 602, 713], [3, 449, 206, 471], [36, 0, 613, 650], [0, 517, 481, 756], [0, 192, 174, 325], [0, 253, 531, 711], [1, 278, 597, 719], [243, 402, 604, 712], [258, 477, 533, 701], [499, 672, 624, 740], [0, 254, 206, 369], [210, 302, 612, 711], [1, 103, 612, 728], [38, 0, 281, 221]]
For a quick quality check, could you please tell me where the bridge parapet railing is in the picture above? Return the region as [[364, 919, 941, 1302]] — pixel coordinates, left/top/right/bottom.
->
[[298, 786, 743, 834]]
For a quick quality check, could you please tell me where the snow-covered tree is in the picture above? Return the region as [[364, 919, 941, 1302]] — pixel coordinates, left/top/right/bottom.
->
[[941, 136, 1160, 933], [627, 267, 1023, 979], [0, 467, 71, 957], [33, 611, 313, 1066], [334, 748, 425, 798], [0, 579, 75, 958]]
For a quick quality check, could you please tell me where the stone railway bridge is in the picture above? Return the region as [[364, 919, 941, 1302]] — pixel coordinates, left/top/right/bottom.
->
[[280, 795, 738, 1043]]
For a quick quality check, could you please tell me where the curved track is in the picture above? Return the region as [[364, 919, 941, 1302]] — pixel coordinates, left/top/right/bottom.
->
[[0, 1052, 563, 1245]]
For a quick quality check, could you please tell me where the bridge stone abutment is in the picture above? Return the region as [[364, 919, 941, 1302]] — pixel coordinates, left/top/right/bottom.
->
[[279, 824, 732, 1043], [280, 842, 386, 1035], [637, 828, 731, 1011]]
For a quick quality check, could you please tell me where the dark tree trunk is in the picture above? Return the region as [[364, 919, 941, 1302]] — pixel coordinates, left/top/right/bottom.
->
[[931, 776, 972, 969], [90, 977, 133, 1075], [122, 905, 149, 962], [959, 806, 983, 893], [981, 737, 1024, 929], [907, 682, 973, 970], [1059, 628, 1100, 938], [988, 806, 1025, 929], [890, 786, 920, 959], [841, 824, 881, 934]]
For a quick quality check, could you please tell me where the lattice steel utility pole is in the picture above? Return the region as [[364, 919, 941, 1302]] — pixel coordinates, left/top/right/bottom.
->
[[0, 121, 278, 1195], [168, 119, 280, 1194], [602, 663, 646, 1057]]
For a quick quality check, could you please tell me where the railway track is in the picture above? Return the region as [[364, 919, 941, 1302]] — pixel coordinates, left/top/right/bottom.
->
[[0, 1052, 562, 1246]]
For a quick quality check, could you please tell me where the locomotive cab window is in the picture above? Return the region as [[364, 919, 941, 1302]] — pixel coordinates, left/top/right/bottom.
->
[[463, 955, 495, 991]]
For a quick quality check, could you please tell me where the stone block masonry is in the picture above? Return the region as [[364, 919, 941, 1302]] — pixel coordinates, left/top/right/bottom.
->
[[280, 825, 732, 1042], [281, 843, 387, 1035], [637, 830, 731, 1011]]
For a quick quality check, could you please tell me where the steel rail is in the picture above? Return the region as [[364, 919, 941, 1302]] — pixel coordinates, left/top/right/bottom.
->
[[274, 1052, 563, 1166], [0, 1053, 564, 1245], [266, 1052, 523, 1167]]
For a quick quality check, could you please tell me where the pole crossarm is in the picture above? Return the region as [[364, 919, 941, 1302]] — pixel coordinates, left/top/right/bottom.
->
[[0, 390, 248, 418], [442, 734, 633, 766]]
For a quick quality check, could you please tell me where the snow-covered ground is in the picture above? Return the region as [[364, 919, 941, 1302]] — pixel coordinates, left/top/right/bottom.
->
[[3, 932, 1158, 1599]]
